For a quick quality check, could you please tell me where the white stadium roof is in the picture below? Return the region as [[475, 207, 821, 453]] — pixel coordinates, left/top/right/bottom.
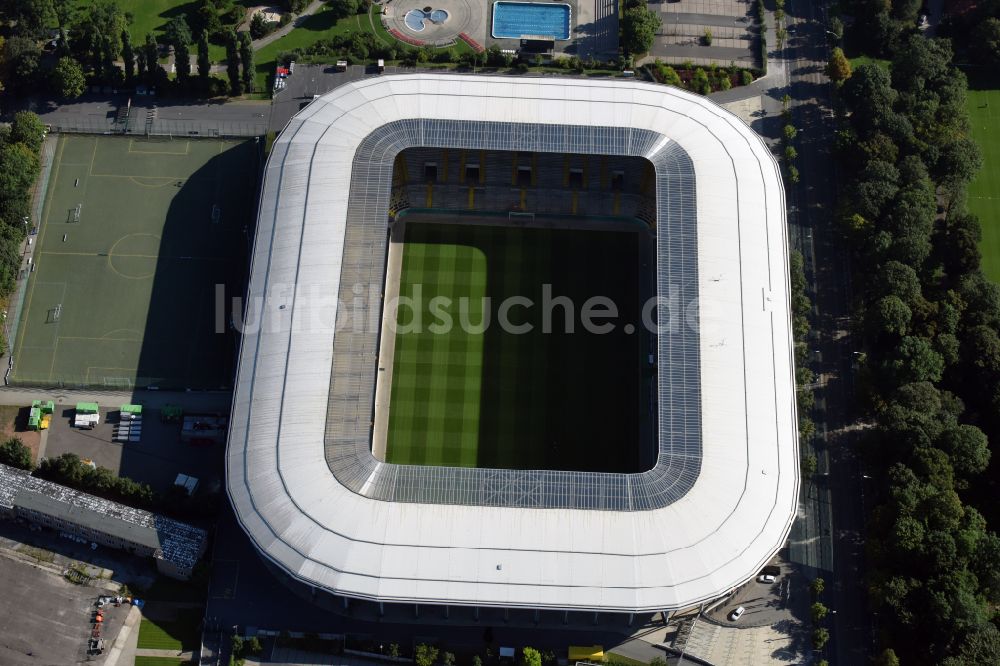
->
[[226, 74, 798, 613]]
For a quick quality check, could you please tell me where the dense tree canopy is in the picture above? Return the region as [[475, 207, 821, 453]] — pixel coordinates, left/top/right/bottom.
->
[[621, 5, 660, 55], [0, 437, 32, 470]]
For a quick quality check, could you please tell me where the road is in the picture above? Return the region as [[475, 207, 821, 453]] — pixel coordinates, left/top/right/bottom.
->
[[780, 0, 873, 663]]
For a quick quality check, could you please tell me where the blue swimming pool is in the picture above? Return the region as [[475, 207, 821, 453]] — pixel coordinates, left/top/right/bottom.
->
[[492, 1, 572, 40]]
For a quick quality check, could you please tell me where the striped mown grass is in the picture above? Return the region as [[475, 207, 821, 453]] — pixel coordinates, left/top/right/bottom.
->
[[386, 219, 644, 472]]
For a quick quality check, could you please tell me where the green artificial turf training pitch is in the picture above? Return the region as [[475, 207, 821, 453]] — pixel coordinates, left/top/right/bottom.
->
[[967, 88, 1000, 283], [11, 135, 256, 389], [385, 219, 647, 472]]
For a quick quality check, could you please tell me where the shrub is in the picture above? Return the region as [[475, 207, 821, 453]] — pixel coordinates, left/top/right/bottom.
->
[[0, 437, 33, 471]]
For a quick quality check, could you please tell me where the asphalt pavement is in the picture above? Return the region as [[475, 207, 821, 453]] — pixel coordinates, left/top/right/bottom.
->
[[779, 0, 873, 663]]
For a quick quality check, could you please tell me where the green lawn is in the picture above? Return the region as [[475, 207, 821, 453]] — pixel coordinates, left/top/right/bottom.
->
[[254, 4, 360, 89], [385, 216, 646, 472], [253, 5, 473, 91], [11, 135, 256, 389], [848, 55, 891, 71], [136, 613, 200, 651], [967, 87, 1000, 282]]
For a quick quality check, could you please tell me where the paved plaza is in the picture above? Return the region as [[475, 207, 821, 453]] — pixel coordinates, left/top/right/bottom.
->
[[648, 0, 757, 67]]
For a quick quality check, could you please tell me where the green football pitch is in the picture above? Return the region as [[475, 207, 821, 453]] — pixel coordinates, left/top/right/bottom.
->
[[385, 217, 650, 472], [11, 135, 257, 389], [967, 87, 1000, 283]]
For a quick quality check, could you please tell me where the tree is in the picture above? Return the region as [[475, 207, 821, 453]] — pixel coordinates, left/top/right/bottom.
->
[[941, 623, 1000, 666], [193, 0, 223, 39], [388, 644, 401, 658], [414, 644, 439, 666], [871, 295, 912, 336], [225, 29, 241, 95], [0, 436, 33, 470], [230, 634, 244, 657], [843, 64, 896, 137], [175, 42, 191, 81], [144, 33, 160, 82], [801, 453, 817, 477], [935, 136, 983, 192], [122, 29, 134, 84], [810, 577, 825, 597], [51, 56, 84, 98], [937, 424, 990, 477], [964, 325, 1000, 375], [810, 601, 829, 623], [621, 6, 660, 55], [521, 648, 542, 666], [250, 11, 269, 40], [72, 0, 127, 70], [874, 648, 900, 666], [973, 18, 1000, 68], [442, 652, 455, 666], [826, 47, 851, 82], [246, 636, 263, 654], [889, 336, 944, 384], [239, 31, 254, 93], [658, 63, 682, 87], [2, 0, 54, 37], [938, 213, 982, 277], [9, 111, 46, 153], [891, 0, 921, 23], [197, 31, 210, 79], [691, 67, 711, 95], [163, 15, 192, 49], [876, 261, 923, 306], [472, 657, 482, 666], [812, 627, 830, 649]]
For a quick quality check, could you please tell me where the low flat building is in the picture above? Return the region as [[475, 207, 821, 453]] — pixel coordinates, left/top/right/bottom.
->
[[0, 463, 207, 580]]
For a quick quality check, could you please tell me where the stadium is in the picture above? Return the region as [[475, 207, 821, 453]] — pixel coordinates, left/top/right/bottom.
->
[[226, 74, 798, 616]]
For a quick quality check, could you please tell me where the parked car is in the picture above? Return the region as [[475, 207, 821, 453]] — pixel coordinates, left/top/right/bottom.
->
[[757, 574, 776, 583], [729, 606, 746, 621]]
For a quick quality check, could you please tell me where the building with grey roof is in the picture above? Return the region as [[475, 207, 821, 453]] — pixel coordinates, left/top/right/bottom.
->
[[0, 463, 207, 580]]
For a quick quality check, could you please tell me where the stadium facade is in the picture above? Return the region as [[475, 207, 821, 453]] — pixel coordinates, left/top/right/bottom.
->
[[226, 74, 797, 614]]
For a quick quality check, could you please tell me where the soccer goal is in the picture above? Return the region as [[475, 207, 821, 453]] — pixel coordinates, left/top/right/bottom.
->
[[46, 303, 62, 324], [67, 203, 82, 223], [211, 204, 221, 224]]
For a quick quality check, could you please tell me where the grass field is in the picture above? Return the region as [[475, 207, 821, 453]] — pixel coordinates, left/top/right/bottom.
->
[[966, 87, 1000, 282], [11, 135, 257, 389], [848, 55, 890, 72], [385, 218, 647, 472], [254, 3, 355, 90], [136, 613, 200, 651]]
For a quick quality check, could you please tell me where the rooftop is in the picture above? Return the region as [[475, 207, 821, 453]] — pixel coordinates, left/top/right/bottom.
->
[[227, 74, 798, 612], [0, 463, 206, 571]]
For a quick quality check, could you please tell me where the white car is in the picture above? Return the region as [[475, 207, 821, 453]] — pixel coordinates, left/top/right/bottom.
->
[[757, 574, 776, 583], [729, 606, 746, 621]]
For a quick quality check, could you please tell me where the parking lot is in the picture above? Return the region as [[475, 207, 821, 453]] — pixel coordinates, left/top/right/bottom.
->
[[41, 404, 224, 494], [0, 553, 127, 664]]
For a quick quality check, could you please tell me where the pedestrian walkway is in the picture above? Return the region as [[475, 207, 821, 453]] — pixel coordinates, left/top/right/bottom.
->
[[648, 0, 755, 66], [252, 0, 324, 50]]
